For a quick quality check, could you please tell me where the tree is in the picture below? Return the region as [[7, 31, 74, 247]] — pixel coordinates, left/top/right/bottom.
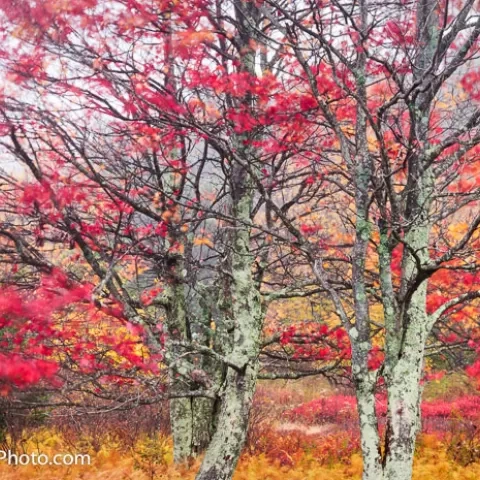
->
[[253, 1, 480, 479], [0, 1, 338, 478], [2, 1, 480, 480]]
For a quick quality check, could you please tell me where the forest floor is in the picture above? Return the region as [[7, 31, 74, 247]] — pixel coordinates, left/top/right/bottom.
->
[[1, 375, 479, 479]]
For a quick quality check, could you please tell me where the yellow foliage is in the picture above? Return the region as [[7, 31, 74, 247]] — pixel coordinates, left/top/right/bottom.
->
[[3, 429, 480, 480], [447, 221, 469, 239], [193, 237, 214, 248]]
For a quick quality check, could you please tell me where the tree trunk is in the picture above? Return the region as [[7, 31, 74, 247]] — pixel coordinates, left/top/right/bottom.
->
[[382, 291, 429, 480], [195, 363, 258, 480], [192, 397, 215, 455], [170, 397, 194, 462], [167, 278, 224, 461], [383, 374, 421, 480], [194, 232, 262, 480], [195, 186, 262, 479], [355, 373, 383, 480], [195, 2, 263, 476], [166, 272, 196, 463], [195, 113, 262, 479], [356, 327, 426, 480]]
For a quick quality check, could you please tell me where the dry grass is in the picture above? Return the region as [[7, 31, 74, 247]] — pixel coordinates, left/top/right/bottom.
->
[[1, 429, 480, 480]]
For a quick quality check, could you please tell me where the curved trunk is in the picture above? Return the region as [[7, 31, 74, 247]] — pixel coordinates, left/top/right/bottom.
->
[[194, 209, 262, 480], [195, 363, 258, 480]]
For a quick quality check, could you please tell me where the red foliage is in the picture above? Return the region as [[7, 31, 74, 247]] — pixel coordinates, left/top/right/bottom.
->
[[278, 322, 350, 362], [285, 394, 480, 426], [0, 354, 58, 391]]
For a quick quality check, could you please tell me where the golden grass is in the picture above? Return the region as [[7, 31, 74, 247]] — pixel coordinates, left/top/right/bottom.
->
[[1, 429, 479, 480]]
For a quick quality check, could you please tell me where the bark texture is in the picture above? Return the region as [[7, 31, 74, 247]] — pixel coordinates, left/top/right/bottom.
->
[[195, 168, 263, 480], [195, 2, 264, 478]]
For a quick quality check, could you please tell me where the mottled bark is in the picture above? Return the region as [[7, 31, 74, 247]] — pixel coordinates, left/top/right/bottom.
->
[[189, 290, 224, 454], [355, 372, 383, 480], [166, 265, 196, 463], [381, 2, 439, 477], [192, 397, 215, 455], [382, 220, 432, 477], [196, 27, 263, 474], [350, 1, 384, 477], [195, 2, 264, 478], [169, 397, 194, 462], [384, 362, 424, 480], [195, 176, 263, 480], [354, 1, 441, 478], [194, 364, 259, 480], [167, 265, 224, 460]]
